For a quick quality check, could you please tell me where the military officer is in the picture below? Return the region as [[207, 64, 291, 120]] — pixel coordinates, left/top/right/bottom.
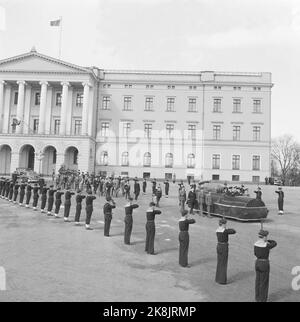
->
[[133, 179, 140, 201], [63, 187, 75, 222], [8, 180, 14, 202], [124, 197, 139, 245], [25, 183, 32, 208], [103, 196, 116, 236], [19, 181, 27, 206], [142, 178, 147, 194], [178, 209, 195, 267], [5, 179, 10, 200], [40, 185, 49, 213], [145, 201, 161, 255], [13, 181, 20, 204], [254, 229, 277, 302], [32, 183, 39, 211], [275, 187, 284, 215], [187, 185, 197, 214], [74, 190, 86, 225], [47, 185, 56, 216], [254, 186, 262, 200], [85, 190, 96, 230], [164, 179, 170, 198], [54, 188, 64, 218], [215, 218, 236, 285]]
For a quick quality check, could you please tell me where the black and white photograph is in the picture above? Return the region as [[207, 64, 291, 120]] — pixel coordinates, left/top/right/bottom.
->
[[0, 0, 299, 308]]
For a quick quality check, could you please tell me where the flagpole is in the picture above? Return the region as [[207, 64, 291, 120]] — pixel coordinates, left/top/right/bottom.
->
[[58, 16, 63, 59]]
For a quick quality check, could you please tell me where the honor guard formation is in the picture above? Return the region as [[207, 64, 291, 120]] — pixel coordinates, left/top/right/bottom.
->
[[0, 172, 282, 302]]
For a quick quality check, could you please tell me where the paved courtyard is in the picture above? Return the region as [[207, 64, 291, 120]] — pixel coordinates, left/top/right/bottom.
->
[[0, 182, 299, 302]]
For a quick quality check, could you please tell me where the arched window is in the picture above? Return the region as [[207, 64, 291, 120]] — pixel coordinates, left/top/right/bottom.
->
[[187, 153, 195, 168], [143, 152, 151, 167], [100, 151, 108, 166], [165, 153, 173, 168], [121, 152, 129, 166]]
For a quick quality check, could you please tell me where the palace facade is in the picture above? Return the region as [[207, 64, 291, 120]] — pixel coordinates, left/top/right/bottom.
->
[[0, 48, 272, 182]]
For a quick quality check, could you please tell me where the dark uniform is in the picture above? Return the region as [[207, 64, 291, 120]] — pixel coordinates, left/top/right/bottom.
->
[[254, 230, 277, 302], [187, 189, 197, 214], [19, 183, 26, 205], [13, 183, 20, 203], [8, 181, 14, 201], [275, 188, 284, 215], [47, 187, 57, 215], [54, 190, 64, 216], [40, 187, 49, 212], [103, 199, 116, 236], [178, 213, 195, 267], [5, 180, 10, 199], [164, 180, 169, 197], [215, 220, 236, 284], [32, 185, 39, 210], [25, 184, 32, 207], [85, 193, 96, 229], [64, 190, 75, 220], [124, 202, 139, 244], [75, 193, 86, 224], [142, 179, 147, 194], [145, 205, 161, 254], [254, 188, 262, 200], [151, 180, 157, 195], [133, 181, 140, 200]]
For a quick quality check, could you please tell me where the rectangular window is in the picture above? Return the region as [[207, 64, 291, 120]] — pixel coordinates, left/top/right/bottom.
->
[[188, 124, 196, 139], [253, 126, 261, 141], [123, 122, 131, 137], [145, 97, 154, 111], [144, 123, 152, 138], [14, 92, 18, 105], [166, 97, 175, 112], [233, 98, 241, 113], [213, 125, 221, 140], [212, 174, 220, 181], [232, 155, 240, 170], [74, 120, 82, 135], [35, 92, 40, 106], [102, 96, 111, 110], [212, 154, 220, 169], [253, 155, 260, 171], [233, 125, 241, 141], [54, 119, 60, 134], [123, 96, 132, 110], [252, 176, 260, 183], [33, 119, 39, 134], [166, 124, 174, 138], [101, 122, 109, 137], [253, 99, 261, 113], [76, 93, 83, 107], [56, 93, 62, 106], [232, 175, 240, 181], [213, 98, 222, 112], [188, 98, 197, 112]]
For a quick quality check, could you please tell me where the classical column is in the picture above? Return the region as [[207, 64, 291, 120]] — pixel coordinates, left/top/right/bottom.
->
[[45, 86, 53, 135], [81, 82, 90, 136], [59, 82, 70, 136], [23, 85, 32, 134], [16, 81, 26, 134], [38, 81, 48, 134], [65, 86, 73, 135], [0, 81, 5, 133], [2, 84, 11, 134]]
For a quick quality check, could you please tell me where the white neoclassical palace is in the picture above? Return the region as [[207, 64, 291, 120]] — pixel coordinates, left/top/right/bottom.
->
[[0, 48, 273, 182]]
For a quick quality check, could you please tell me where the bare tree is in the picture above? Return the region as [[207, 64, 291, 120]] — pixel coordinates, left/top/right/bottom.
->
[[271, 135, 300, 185]]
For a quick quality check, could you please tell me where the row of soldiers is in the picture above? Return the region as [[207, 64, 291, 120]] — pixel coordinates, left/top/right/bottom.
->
[[0, 177, 277, 302]]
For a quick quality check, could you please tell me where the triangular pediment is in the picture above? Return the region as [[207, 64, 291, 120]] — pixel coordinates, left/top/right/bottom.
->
[[0, 50, 90, 74]]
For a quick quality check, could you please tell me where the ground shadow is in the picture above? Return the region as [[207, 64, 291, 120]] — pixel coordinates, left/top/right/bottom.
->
[[227, 270, 254, 284], [189, 256, 215, 267], [130, 240, 145, 245], [157, 247, 178, 254]]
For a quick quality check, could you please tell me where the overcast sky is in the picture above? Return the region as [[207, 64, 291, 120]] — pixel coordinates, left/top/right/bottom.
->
[[0, 0, 299, 141]]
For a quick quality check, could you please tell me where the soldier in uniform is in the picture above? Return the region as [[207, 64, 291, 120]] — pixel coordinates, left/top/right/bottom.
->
[[40, 185, 49, 213], [47, 185, 56, 216], [124, 197, 139, 245], [124, 181, 130, 200], [133, 179, 140, 201], [0, 178, 6, 198], [164, 179, 170, 198], [5, 179, 10, 200], [178, 209, 195, 267], [254, 186, 262, 200], [32, 184, 39, 211], [103, 196, 116, 236], [19, 181, 27, 206], [145, 201, 161, 255], [187, 185, 196, 214], [151, 178, 157, 196], [215, 218, 236, 285], [25, 183, 32, 208], [275, 187, 284, 215], [63, 187, 75, 222], [13, 181, 20, 204], [8, 180, 14, 202], [254, 229, 277, 302], [74, 190, 86, 225], [178, 185, 186, 211], [54, 188, 64, 218], [85, 189, 96, 230], [142, 178, 147, 195]]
